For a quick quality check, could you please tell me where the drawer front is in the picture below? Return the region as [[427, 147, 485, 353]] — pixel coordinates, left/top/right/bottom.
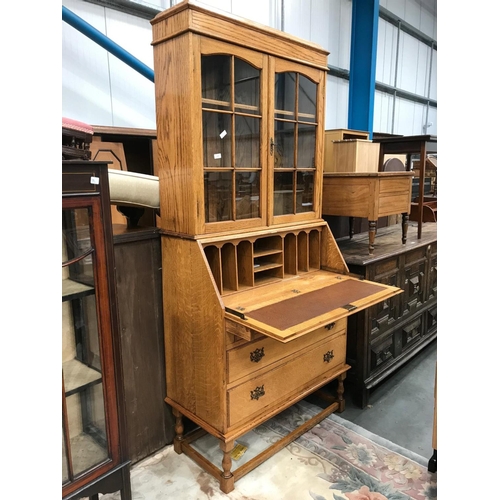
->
[[370, 332, 395, 372], [401, 315, 424, 352], [227, 318, 346, 384], [227, 333, 346, 427]]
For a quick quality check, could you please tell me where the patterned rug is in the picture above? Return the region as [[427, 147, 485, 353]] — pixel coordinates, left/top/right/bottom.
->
[[102, 400, 437, 500]]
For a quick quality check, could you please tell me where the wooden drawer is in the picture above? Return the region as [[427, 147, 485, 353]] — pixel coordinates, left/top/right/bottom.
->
[[370, 332, 395, 372], [227, 333, 346, 427], [227, 318, 346, 384]]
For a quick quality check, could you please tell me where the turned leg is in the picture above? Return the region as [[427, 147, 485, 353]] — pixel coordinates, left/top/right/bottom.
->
[[172, 408, 184, 454], [120, 464, 133, 500], [219, 439, 235, 493], [368, 220, 376, 254], [401, 212, 408, 244], [349, 217, 354, 239], [336, 372, 347, 412], [428, 449, 437, 473]]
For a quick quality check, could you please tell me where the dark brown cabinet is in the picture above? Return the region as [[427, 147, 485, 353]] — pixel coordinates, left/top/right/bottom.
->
[[112, 225, 175, 463], [336, 224, 437, 408], [62, 160, 131, 500]]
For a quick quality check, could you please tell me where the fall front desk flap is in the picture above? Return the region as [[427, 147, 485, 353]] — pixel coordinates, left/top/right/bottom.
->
[[224, 270, 402, 343]]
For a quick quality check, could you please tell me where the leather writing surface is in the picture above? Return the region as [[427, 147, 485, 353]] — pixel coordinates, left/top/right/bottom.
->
[[245, 279, 385, 330]]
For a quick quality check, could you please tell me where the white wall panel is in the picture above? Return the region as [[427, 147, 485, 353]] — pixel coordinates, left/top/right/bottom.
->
[[393, 97, 432, 136], [374, 90, 394, 134], [62, 0, 156, 127], [411, 100, 426, 133], [397, 34, 432, 97], [381, 0, 436, 38], [381, 0, 405, 20], [104, 9, 156, 128], [404, 0, 421, 31], [425, 105, 437, 135], [325, 0, 351, 69], [324, 75, 349, 130], [419, 5, 436, 39], [309, 0, 331, 53], [376, 18, 397, 86], [429, 47, 437, 100], [197, 0, 232, 13], [393, 98, 416, 136], [283, 0, 312, 42], [62, 0, 113, 124], [232, 0, 277, 27]]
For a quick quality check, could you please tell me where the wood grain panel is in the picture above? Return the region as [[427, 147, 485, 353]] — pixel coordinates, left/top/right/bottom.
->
[[113, 230, 174, 463], [228, 333, 346, 427], [227, 319, 346, 384], [162, 236, 226, 431]]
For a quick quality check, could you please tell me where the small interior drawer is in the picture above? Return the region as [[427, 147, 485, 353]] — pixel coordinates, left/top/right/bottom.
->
[[227, 333, 346, 427], [227, 318, 346, 384]]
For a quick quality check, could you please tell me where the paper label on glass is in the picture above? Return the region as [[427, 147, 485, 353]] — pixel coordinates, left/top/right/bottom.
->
[[90, 176, 100, 185], [214, 153, 222, 159], [220, 130, 227, 139]]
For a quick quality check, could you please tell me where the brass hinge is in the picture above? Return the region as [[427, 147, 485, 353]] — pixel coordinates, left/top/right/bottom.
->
[[341, 304, 357, 312]]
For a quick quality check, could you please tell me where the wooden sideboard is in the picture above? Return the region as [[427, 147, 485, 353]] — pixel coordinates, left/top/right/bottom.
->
[[322, 172, 414, 254], [334, 222, 437, 408]]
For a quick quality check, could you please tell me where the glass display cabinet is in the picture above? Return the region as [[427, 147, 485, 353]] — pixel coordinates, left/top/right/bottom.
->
[[151, 0, 403, 493], [62, 160, 131, 500]]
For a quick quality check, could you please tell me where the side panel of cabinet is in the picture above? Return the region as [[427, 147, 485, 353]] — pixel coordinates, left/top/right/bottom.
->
[[162, 236, 227, 431], [113, 230, 175, 463], [153, 32, 203, 235]]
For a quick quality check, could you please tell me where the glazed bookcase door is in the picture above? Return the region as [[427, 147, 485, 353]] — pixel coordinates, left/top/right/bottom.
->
[[200, 38, 268, 233], [268, 58, 325, 226], [62, 196, 120, 497]]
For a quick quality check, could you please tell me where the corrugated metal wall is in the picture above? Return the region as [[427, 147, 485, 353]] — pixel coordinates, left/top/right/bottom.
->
[[62, 0, 436, 135]]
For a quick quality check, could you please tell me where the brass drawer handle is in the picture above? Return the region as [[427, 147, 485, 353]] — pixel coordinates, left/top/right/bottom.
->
[[250, 347, 265, 363], [324, 350, 334, 363], [325, 322, 336, 330], [250, 385, 265, 400]]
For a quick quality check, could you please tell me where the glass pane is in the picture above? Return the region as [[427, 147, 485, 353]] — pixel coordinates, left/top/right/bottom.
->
[[62, 207, 109, 481], [274, 72, 296, 119], [236, 171, 260, 219], [203, 111, 232, 167], [274, 171, 294, 215], [297, 123, 316, 168], [234, 58, 260, 113], [298, 74, 317, 121], [296, 171, 315, 213], [202, 55, 231, 109], [204, 171, 232, 222], [274, 120, 294, 169], [235, 115, 260, 168]]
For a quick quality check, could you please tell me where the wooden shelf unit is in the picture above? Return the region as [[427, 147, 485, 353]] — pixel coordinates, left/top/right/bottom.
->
[[203, 226, 322, 294]]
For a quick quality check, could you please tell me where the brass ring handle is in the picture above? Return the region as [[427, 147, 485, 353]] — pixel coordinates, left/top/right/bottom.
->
[[250, 385, 265, 400], [323, 350, 334, 363], [250, 347, 265, 363]]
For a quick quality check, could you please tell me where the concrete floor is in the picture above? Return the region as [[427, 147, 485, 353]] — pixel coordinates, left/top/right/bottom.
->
[[338, 339, 437, 461]]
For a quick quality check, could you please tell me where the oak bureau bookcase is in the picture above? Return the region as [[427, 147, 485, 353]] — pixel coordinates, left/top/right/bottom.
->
[[150, 0, 402, 492]]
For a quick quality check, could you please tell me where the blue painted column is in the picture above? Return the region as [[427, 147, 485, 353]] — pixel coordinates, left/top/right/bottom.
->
[[347, 0, 379, 139]]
